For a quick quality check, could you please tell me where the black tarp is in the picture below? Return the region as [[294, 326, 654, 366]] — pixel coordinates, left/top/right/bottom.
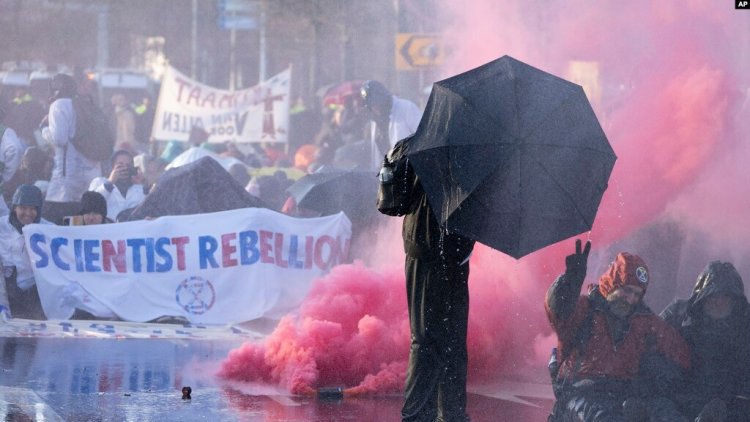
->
[[127, 156, 264, 220]]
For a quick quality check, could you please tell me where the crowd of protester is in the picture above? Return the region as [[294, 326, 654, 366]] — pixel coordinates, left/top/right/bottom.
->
[[546, 241, 750, 422], [0, 74, 413, 322], [5, 73, 746, 421]]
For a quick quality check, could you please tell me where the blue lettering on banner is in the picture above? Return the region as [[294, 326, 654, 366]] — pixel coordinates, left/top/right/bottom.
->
[[154, 237, 173, 272], [29, 233, 48, 268], [288, 235, 304, 269], [235, 111, 249, 135], [127, 239, 147, 272], [84, 239, 101, 272], [144, 238, 156, 272], [51, 237, 70, 271], [238, 230, 259, 265], [74, 239, 85, 272], [25, 224, 349, 275], [199, 236, 219, 269]]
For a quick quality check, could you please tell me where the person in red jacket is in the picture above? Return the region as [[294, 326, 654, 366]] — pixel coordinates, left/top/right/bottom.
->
[[546, 240, 691, 421]]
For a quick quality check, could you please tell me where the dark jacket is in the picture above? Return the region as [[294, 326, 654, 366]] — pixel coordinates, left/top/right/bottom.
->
[[401, 176, 474, 263], [661, 261, 750, 402], [546, 273, 691, 384]]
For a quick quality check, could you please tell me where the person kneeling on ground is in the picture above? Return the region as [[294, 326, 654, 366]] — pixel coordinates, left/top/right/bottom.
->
[[0, 184, 51, 319], [661, 261, 750, 422], [79, 191, 112, 225], [546, 240, 690, 421]]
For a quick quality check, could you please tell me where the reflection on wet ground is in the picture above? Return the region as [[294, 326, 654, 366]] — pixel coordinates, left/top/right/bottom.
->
[[0, 320, 553, 421]]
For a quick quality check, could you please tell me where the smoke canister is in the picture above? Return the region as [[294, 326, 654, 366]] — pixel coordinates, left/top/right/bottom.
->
[[317, 387, 344, 400]]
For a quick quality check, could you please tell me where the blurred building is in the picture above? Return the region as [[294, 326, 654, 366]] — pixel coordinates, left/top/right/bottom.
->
[[0, 0, 441, 106]]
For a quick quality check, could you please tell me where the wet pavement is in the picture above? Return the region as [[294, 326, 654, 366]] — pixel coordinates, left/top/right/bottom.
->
[[0, 319, 553, 421]]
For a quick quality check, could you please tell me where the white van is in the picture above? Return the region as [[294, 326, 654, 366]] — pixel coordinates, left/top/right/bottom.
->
[[92, 69, 158, 107], [0, 70, 30, 104]]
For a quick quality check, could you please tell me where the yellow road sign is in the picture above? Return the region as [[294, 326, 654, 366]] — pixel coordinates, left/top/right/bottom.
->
[[395, 33, 444, 70]]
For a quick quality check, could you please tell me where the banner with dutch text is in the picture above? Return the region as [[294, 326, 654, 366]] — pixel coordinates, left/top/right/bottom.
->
[[23, 208, 351, 324], [151, 65, 291, 143]]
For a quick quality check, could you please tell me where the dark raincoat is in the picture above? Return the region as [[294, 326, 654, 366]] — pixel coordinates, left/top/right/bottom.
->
[[401, 174, 475, 422], [546, 270, 690, 421], [661, 261, 750, 421]]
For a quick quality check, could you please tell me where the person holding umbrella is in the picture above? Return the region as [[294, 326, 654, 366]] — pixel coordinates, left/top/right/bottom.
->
[[383, 56, 618, 421], [399, 137, 475, 422], [546, 240, 691, 421]]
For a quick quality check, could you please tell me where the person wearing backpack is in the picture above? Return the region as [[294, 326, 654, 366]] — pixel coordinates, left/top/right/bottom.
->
[[41, 73, 102, 202], [391, 137, 475, 422], [546, 240, 691, 421]]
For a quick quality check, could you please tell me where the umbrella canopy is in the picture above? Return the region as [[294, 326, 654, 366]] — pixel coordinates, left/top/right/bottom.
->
[[286, 169, 378, 223], [128, 156, 264, 220], [406, 55, 616, 258]]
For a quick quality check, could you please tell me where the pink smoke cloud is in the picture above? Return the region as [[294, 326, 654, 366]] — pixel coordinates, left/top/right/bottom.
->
[[219, 3, 749, 416], [219, 261, 411, 395], [436, 0, 747, 374]]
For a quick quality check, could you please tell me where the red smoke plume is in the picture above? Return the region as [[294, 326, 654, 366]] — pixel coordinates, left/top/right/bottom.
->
[[219, 261, 410, 395], [220, 1, 749, 412]]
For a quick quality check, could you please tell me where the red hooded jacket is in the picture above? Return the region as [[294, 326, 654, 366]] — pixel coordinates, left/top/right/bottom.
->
[[546, 253, 690, 382]]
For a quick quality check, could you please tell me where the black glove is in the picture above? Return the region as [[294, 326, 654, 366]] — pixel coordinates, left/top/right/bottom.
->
[[565, 239, 591, 278]]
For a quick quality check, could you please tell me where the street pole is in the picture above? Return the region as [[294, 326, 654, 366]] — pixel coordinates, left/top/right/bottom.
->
[[230, 24, 237, 90], [96, 3, 109, 69], [258, 0, 267, 83], [191, 0, 197, 78]]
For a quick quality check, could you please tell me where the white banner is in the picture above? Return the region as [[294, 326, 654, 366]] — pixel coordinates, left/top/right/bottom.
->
[[151, 65, 291, 143], [23, 209, 351, 324]]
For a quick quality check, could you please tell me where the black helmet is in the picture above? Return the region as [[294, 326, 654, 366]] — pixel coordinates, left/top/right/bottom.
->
[[49, 73, 77, 100], [9, 184, 43, 230], [79, 191, 108, 218], [360, 80, 392, 112], [12, 184, 43, 208]]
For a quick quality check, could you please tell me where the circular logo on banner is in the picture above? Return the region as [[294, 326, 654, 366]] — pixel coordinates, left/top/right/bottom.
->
[[175, 276, 216, 315], [635, 267, 649, 284]]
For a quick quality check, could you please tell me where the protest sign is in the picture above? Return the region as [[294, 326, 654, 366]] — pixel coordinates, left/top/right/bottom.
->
[[151, 65, 290, 143], [24, 208, 351, 324]]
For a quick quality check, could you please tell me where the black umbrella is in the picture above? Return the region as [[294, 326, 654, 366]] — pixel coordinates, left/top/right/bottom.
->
[[286, 170, 378, 222], [406, 55, 616, 258], [128, 156, 264, 220]]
